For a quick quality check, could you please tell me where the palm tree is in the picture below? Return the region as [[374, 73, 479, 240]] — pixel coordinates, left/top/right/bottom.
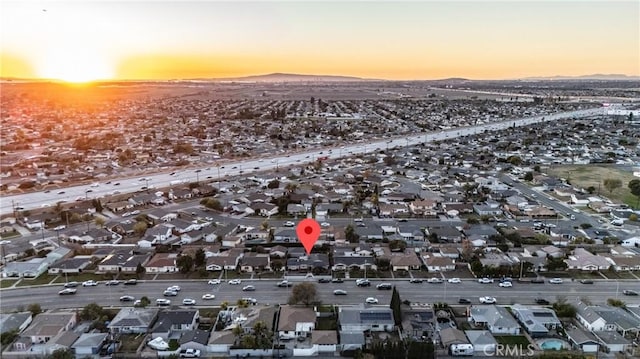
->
[[285, 182, 298, 194]]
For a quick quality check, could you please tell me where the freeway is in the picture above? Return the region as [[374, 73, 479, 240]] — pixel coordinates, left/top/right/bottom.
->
[[1, 277, 638, 313], [1, 107, 605, 215]]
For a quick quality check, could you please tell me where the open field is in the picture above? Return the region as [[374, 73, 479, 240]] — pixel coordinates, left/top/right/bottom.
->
[[546, 165, 639, 208]]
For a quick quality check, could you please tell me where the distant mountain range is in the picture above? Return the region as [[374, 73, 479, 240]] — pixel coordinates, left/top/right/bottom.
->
[[210, 72, 376, 82], [521, 74, 640, 81]]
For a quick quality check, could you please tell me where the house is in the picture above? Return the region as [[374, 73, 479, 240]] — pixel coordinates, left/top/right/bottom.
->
[[510, 305, 562, 337], [207, 330, 236, 354], [108, 308, 158, 334], [145, 253, 179, 273], [592, 331, 632, 353], [438, 327, 470, 348], [0, 312, 33, 334], [98, 252, 150, 273], [311, 330, 338, 353], [269, 245, 288, 258], [338, 305, 394, 332], [286, 253, 330, 272], [389, 252, 422, 271], [179, 329, 211, 354], [18, 312, 77, 346], [339, 331, 366, 352], [469, 305, 521, 335], [465, 330, 497, 356], [47, 257, 92, 274], [151, 309, 200, 340], [144, 224, 174, 244], [71, 332, 109, 357], [575, 302, 640, 336], [427, 226, 463, 243], [205, 249, 244, 271], [565, 248, 612, 271], [408, 199, 438, 216], [422, 254, 455, 272], [565, 326, 600, 354], [252, 202, 279, 217], [332, 256, 377, 272], [240, 253, 271, 272], [277, 305, 316, 340]]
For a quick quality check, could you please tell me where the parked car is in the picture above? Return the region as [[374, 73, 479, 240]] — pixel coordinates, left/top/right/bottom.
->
[[458, 298, 471, 304], [284, 221, 295, 227], [277, 281, 293, 288], [549, 278, 563, 284], [479, 296, 497, 304], [167, 285, 181, 291], [242, 285, 256, 291], [333, 289, 348, 295], [82, 280, 98, 287], [579, 279, 594, 284], [119, 295, 135, 302], [331, 278, 344, 283], [208, 279, 221, 285], [376, 283, 392, 290], [365, 297, 379, 304], [427, 277, 443, 284], [409, 278, 423, 284], [64, 282, 79, 288], [228, 279, 242, 285], [179, 348, 201, 358], [623, 290, 639, 296], [105, 280, 120, 286], [447, 278, 461, 284], [182, 298, 196, 306], [59, 288, 77, 295], [241, 297, 258, 305], [318, 278, 331, 283], [478, 278, 494, 284], [535, 298, 550, 305], [124, 279, 138, 285], [202, 294, 216, 300]]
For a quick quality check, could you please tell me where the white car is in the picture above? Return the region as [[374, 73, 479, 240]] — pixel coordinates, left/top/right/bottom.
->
[[82, 280, 98, 287], [182, 298, 196, 306], [479, 296, 497, 304], [365, 297, 379, 304], [478, 278, 494, 284], [447, 278, 461, 284], [321, 222, 331, 227], [202, 294, 216, 300], [156, 298, 171, 306], [427, 277, 443, 284], [167, 285, 181, 292], [208, 279, 221, 285], [228, 279, 242, 285], [284, 221, 295, 227], [498, 281, 513, 288], [549, 278, 564, 284], [53, 225, 66, 231]]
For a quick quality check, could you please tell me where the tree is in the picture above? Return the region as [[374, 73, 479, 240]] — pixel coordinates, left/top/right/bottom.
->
[[629, 179, 640, 207], [136, 262, 146, 277], [390, 286, 402, 326], [194, 248, 206, 267], [524, 172, 534, 181], [607, 298, 626, 308], [133, 221, 148, 237], [27, 303, 42, 316], [389, 240, 406, 252], [200, 197, 223, 211], [92, 198, 104, 213], [1, 329, 19, 346], [345, 224, 359, 243], [139, 296, 150, 307], [80, 303, 105, 321], [603, 178, 622, 196], [288, 282, 319, 306], [176, 254, 194, 274], [50, 348, 74, 359], [267, 179, 280, 189], [545, 257, 567, 271], [94, 216, 106, 228]]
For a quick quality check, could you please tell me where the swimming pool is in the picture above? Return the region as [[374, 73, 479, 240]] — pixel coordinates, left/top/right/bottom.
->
[[537, 339, 568, 350]]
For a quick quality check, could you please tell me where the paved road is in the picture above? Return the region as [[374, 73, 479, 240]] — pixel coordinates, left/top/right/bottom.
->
[[1, 277, 638, 313], [1, 107, 605, 215]]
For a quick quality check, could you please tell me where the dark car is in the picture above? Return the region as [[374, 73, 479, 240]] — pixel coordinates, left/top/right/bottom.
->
[[105, 280, 120, 286], [331, 278, 344, 283], [376, 283, 392, 290], [124, 279, 138, 285], [531, 277, 545, 284], [623, 290, 638, 296], [535, 298, 550, 305], [64, 282, 79, 288], [318, 278, 331, 283], [409, 278, 423, 284], [579, 279, 594, 284], [276, 281, 293, 288], [458, 298, 471, 304]]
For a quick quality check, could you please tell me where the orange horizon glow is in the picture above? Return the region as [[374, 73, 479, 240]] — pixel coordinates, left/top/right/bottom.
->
[[1, 1, 638, 82]]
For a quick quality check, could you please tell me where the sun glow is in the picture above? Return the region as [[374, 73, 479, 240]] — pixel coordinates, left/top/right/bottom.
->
[[37, 49, 114, 83]]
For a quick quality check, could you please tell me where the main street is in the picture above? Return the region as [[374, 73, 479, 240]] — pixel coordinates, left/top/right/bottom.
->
[[1, 277, 637, 313], [1, 107, 605, 215]]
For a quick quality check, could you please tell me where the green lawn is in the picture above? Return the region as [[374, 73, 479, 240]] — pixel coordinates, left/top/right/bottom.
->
[[601, 271, 638, 280], [16, 274, 57, 287], [0, 231, 21, 239], [255, 271, 284, 279], [0, 279, 19, 288], [52, 273, 103, 283], [316, 316, 337, 330], [494, 335, 531, 346]]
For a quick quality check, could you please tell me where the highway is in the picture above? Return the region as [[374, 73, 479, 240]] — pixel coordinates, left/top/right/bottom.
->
[[1, 107, 605, 215], [1, 277, 638, 313]]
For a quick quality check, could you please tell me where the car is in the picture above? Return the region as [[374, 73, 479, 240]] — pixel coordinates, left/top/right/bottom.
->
[[333, 289, 348, 295], [167, 285, 181, 292], [479, 296, 497, 304], [283, 221, 295, 227], [458, 298, 471, 304], [241, 297, 258, 305], [57, 191, 65, 194], [409, 278, 423, 284], [623, 290, 639, 296], [427, 277, 443, 284], [202, 294, 216, 300], [331, 278, 344, 283], [356, 279, 371, 287], [133, 300, 143, 307], [320, 222, 331, 227], [208, 279, 221, 285], [447, 278, 461, 284], [531, 277, 545, 284], [499, 277, 513, 283], [59, 288, 77, 295], [53, 225, 66, 231], [365, 297, 379, 304], [549, 278, 563, 284], [163, 290, 178, 297], [119, 295, 135, 302], [535, 298, 550, 305], [82, 280, 98, 287], [64, 281, 79, 288], [228, 279, 242, 285], [498, 281, 513, 288], [318, 278, 331, 283], [182, 298, 197, 306], [478, 278, 494, 284], [579, 279, 594, 284], [376, 283, 392, 290], [130, 210, 140, 215], [277, 281, 293, 288], [179, 348, 201, 358], [242, 285, 256, 291], [105, 280, 120, 286], [124, 279, 138, 285], [156, 298, 171, 306]]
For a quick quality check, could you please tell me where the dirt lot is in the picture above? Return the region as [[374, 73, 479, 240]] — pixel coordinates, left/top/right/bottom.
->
[[546, 164, 639, 208]]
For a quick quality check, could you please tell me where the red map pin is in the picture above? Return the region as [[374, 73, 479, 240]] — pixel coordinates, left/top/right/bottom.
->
[[296, 218, 321, 255]]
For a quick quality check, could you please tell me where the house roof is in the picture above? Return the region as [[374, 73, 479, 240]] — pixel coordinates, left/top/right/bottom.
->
[[179, 329, 211, 345], [565, 326, 599, 345], [470, 305, 519, 330], [109, 308, 158, 329], [0, 312, 32, 333], [152, 310, 198, 332], [439, 327, 469, 346], [22, 312, 76, 338], [339, 331, 365, 345], [311, 330, 338, 345], [278, 305, 315, 332], [464, 330, 497, 346], [72, 332, 108, 348], [339, 305, 394, 326], [390, 252, 422, 267], [592, 331, 631, 345]]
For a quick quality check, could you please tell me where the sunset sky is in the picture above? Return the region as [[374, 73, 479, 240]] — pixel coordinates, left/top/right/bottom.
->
[[1, 1, 638, 82]]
